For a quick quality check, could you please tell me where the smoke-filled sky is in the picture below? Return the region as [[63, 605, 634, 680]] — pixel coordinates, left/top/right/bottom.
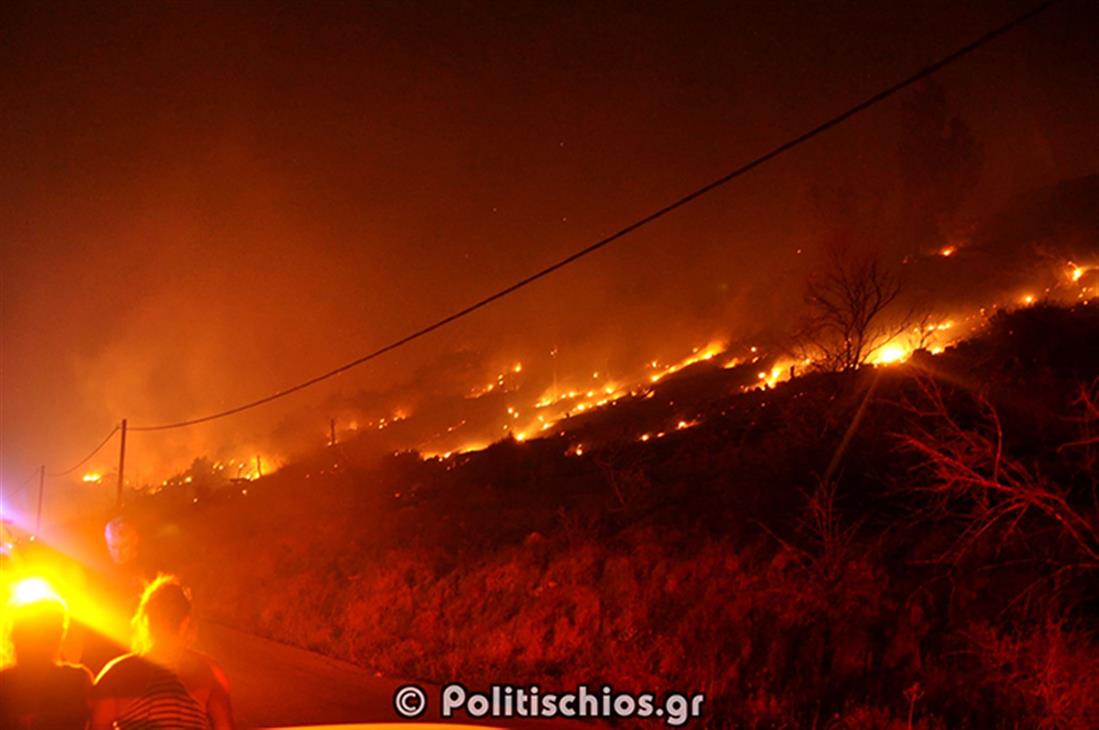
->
[[2, 0, 1097, 505]]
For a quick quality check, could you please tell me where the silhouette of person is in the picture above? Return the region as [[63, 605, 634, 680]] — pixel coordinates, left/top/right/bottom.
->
[[91, 574, 233, 730], [0, 583, 94, 730], [79, 515, 154, 674]]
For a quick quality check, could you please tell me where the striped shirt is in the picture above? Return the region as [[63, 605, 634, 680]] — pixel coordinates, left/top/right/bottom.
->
[[93, 652, 229, 730], [113, 663, 208, 730]]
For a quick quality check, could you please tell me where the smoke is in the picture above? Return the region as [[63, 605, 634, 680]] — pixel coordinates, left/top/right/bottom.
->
[[2, 0, 1098, 517]]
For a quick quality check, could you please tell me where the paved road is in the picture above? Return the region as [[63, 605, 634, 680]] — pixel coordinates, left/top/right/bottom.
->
[[196, 622, 588, 730]]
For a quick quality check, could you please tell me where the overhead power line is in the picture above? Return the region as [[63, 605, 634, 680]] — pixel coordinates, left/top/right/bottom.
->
[[110, 0, 1059, 432], [47, 426, 119, 478], [0, 466, 42, 501]]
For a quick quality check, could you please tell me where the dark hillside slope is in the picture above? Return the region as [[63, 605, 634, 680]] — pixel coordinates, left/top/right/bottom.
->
[[143, 303, 1099, 728]]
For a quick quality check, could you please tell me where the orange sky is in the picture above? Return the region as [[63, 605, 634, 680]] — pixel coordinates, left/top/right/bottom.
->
[[2, 0, 1097, 510]]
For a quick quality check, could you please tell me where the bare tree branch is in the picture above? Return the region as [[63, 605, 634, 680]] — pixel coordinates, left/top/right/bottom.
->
[[897, 379, 1099, 569], [797, 252, 903, 372]]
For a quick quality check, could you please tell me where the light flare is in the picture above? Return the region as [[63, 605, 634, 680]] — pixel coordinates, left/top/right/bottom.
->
[[9, 577, 64, 608]]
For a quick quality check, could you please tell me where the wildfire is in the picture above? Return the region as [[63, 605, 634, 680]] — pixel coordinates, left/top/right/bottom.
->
[[382, 282, 1067, 465], [1069, 262, 1094, 285], [647, 342, 725, 383], [745, 358, 806, 390], [469, 363, 525, 398], [82, 472, 103, 484], [725, 344, 765, 370], [873, 343, 909, 365], [939, 245, 957, 257]]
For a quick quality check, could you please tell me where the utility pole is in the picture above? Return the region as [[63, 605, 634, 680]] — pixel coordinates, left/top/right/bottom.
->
[[116, 418, 128, 509], [256, 455, 263, 478], [330, 418, 337, 447], [35, 464, 45, 538]]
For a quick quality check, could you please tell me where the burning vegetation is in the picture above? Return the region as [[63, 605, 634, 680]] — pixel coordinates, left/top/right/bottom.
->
[[6, 4, 1099, 726], [62, 234, 1098, 513], [12, 171, 1095, 728], [105, 300, 1099, 728]]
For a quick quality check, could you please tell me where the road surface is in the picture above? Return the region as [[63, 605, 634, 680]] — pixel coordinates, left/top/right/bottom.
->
[[196, 622, 590, 730]]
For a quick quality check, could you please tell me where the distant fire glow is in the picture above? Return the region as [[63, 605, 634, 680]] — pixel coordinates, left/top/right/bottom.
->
[[37, 266, 1081, 488], [874, 344, 909, 365], [414, 278, 1081, 460]]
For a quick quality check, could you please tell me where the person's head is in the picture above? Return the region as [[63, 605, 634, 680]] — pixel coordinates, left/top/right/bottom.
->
[[7, 581, 69, 667], [132, 574, 193, 655], [104, 515, 140, 566]]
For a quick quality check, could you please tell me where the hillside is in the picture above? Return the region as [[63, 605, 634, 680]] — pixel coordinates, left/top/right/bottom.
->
[[135, 303, 1099, 728]]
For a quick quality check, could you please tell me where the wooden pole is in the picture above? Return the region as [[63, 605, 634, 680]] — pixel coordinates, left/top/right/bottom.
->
[[330, 418, 337, 447], [34, 464, 45, 538], [116, 418, 128, 509]]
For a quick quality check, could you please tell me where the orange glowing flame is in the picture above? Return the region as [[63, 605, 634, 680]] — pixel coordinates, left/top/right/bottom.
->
[[873, 343, 909, 365], [1068, 263, 1092, 284], [413, 301, 1007, 463]]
